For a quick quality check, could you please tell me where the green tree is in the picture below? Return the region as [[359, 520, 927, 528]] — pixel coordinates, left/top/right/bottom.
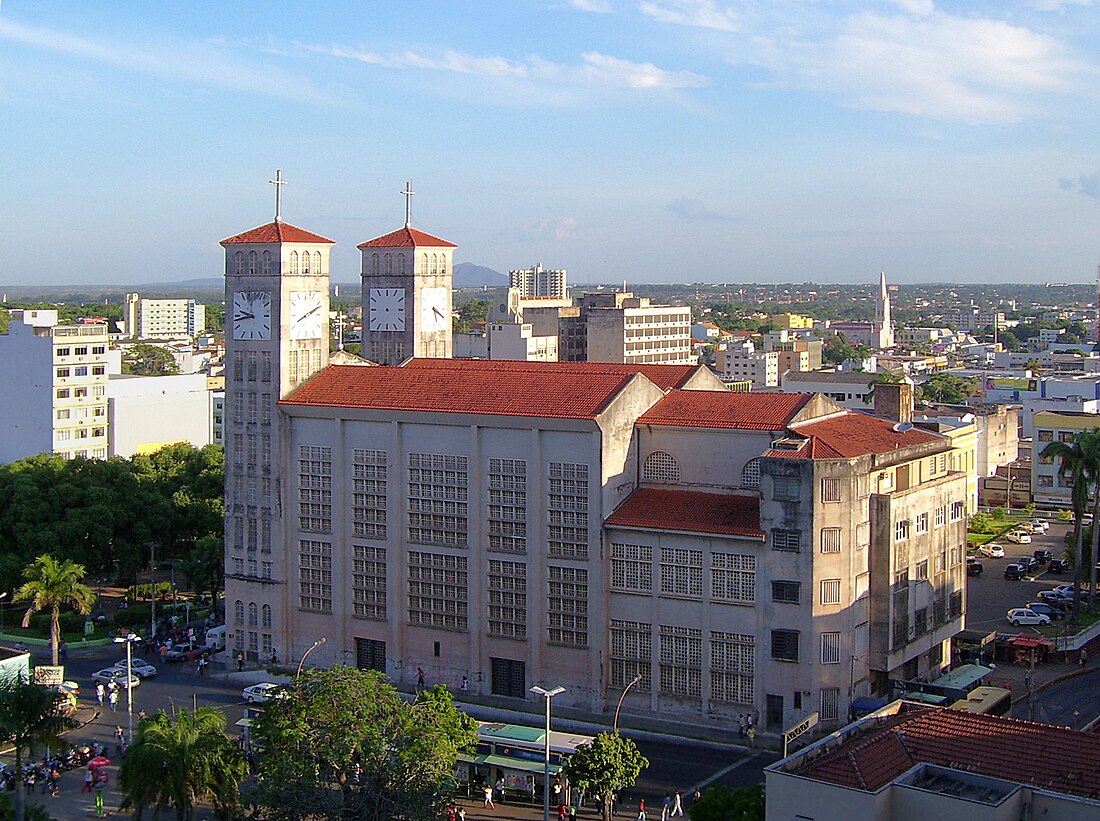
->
[[454, 298, 490, 333], [248, 668, 477, 821], [561, 732, 649, 821], [14, 555, 96, 665], [123, 343, 180, 376], [920, 373, 978, 404], [118, 707, 248, 821], [1078, 429, 1100, 613], [0, 683, 77, 821], [688, 785, 765, 821], [1042, 438, 1091, 622]]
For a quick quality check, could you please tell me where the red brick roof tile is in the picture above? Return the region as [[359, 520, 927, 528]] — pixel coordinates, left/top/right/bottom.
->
[[638, 390, 813, 431], [357, 226, 456, 248], [797, 703, 1100, 800], [790, 411, 940, 458], [402, 359, 703, 391], [221, 221, 335, 245], [606, 489, 765, 539], [279, 362, 643, 419]]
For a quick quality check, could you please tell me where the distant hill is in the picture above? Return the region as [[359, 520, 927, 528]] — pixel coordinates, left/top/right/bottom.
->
[[454, 262, 507, 289]]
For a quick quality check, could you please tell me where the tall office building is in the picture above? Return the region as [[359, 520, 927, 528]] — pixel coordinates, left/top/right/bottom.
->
[[509, 263, 567, 299], [124, 293, 206, 338]]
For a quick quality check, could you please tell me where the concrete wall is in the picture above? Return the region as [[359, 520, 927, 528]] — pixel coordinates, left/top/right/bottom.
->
[[0, 321, 53, 462], [107, 374, 215, 457]]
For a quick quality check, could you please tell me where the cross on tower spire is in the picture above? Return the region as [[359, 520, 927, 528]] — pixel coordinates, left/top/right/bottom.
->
[[402, 180, 415, 228], [269, 169, 287, 222]]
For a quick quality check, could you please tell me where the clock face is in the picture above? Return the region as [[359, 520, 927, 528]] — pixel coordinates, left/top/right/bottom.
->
[[289, 290, 324, 340], [419, 287, 450, 333], [231, 291, 272, 340], [369, 288, 406, 332]]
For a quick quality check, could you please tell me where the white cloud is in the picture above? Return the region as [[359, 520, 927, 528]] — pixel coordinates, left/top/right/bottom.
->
[[639, 0, 739, 32], [309, 44, 707, 91], [752, 8, 1090, 124], [568, 0, 615, 12], [0, 18, 334, 104], [1025, 0, 1095, 10]]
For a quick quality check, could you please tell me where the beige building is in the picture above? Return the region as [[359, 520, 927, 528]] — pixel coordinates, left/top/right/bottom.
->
[[1033, 409, 1100, 508], [508, 263, 567, 299], [579, 292, 693, 366], [766, 701, 1100, 821], [715, 340, 779, 388], [123, 293, 206, 339]]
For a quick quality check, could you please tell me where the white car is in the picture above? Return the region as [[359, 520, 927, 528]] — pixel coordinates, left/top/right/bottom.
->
[[1029, 520, 1049, 533], [242, 682, 284, 703], [1005, 530, 1032, 544], [91, 668, 141, 689], [1007, 607, 1051, 627], [980, 543, 1005, 559], [111, 658, 158, 679]]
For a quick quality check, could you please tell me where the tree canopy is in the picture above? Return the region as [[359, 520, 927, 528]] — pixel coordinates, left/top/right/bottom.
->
[[0, 683, 77, 821], [247, 668, 477, 821], [122, 343, 181, 376], [919, 373, 978, 404], [688, 785, 765, 821], [561, 732, 649, 821], [15, 555, 96, 665]]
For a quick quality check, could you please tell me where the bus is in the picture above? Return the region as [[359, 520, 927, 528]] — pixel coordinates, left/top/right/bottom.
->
[[457, 722, 594, 800], [948, 686, 1013, 717]]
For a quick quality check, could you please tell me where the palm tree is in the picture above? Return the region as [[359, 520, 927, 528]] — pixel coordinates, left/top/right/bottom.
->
[[1043, 438, 1091, 622], [1077, 429, 1100, 613], [0, 683, 77, 821], [119, 707, 248, 820], [14, 555, 96, 665]]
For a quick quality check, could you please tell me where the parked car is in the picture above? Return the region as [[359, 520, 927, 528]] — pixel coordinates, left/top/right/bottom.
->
[[1006, 530, 1033, 544], [1017, 556, 1041, 573], [1048, 558, 1071, 574], [91, 668, 140, 689], [980, 543, 1005, 559], [1004, 563, 1026, 580], [1033, 549, 1054, 564], [967, 557, 984, 576], [242, 683, 284, 704], [164, 643, 204, 662], [1007, 607, 1052, 627], [111, 658, 158, 678], [1023, 601, 1065, 621], [1030, 519, 1050, 533]]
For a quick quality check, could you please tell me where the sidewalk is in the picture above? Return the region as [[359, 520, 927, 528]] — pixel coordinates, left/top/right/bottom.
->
[[983, 637, 1096, 704]]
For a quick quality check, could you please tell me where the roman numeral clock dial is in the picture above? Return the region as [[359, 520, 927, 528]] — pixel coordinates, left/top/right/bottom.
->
[[369, 288, 406, 332]]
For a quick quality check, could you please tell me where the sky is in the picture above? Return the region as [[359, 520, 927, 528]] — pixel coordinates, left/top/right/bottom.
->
[[1, 1, 1099, 287]]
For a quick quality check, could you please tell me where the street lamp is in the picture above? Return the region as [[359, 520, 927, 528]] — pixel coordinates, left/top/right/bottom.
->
[[613, 674, 643, 734], [531, 685, 565, 821], [0, 591, 7, 634], [113, 633, 140, 744], [296, 637, 326, 681]]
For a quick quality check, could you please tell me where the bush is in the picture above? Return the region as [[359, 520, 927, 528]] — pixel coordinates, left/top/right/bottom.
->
[[127, 582, 173, 602], [113, 604, 152, 628], [26, 611, 91, 635], [969, 513, 992, 533]]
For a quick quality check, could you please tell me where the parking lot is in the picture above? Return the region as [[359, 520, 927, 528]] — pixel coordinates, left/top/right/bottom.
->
[[966, 519, 1079, 634]]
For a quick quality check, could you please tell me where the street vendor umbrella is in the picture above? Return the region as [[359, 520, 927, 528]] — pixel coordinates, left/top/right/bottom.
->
[[88, 756, 111, 769]]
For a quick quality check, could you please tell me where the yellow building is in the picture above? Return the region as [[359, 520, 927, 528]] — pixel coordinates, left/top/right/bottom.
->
[[771, 312, 815, 330], [915, 413, 979, 514]]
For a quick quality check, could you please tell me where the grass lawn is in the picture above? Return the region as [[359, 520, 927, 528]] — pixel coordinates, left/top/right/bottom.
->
[[0, 622, 116, 644], [967, 510, 1044, 549], [1034, 607, 1100, 639]]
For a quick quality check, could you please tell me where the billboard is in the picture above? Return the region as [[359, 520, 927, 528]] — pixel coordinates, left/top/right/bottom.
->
[[985, 377, 1037, 393]]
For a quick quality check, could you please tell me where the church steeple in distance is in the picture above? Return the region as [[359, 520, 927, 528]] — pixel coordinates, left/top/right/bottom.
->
[[876, 270, 891, 328]]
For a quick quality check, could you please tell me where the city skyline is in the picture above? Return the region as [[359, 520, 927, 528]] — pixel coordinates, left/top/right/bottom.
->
[[2, 1, 1099, 286]]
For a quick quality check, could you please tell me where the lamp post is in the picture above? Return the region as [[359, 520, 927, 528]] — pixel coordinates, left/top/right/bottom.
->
[[531, 685, 565, 821], [296, 637, 326, 681], [113, 633, 140, 744], [0, 591, 7, 634], [613, 674, 643, 734]]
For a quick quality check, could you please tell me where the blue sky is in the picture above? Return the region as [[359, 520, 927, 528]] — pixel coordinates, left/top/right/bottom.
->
[[2, 0, 1099, 286]]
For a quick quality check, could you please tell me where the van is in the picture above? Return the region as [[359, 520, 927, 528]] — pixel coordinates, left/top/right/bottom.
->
[[205, 625, 227, 652]]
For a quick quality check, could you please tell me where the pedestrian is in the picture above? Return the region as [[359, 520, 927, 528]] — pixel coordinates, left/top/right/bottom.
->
[[671, 791, 684, 817], [446, 805, 456, 821], [82, 768, 95, 793], [636, 797, 647, 821], [483, 783, 494, 808], [738, 714, 747, 738], [1081, 648, 1089, 667], [747, 726, 756, 747], [108, 688, 119, 712], [95, 682, 105, 706], [115, 725, 125, 755], [237, 650, 245, 672], [138, 709, 147, 721], [692, 788, 701, 804], [558, 803, 567, 820], [529, 777, 537, 804], [59, 641, 68, 662], [417, 667, 426, 688], [461, 674, 468, 691], [661, 793, 671, 820], [746, 713, 755, 733], [272, 648, 278, 665], [94, 772, 108, 817], [457, 808, 466, 821]]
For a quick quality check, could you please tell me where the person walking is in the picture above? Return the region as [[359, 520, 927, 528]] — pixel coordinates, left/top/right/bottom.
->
[[1080, 648, 1089, 667], [114, 725, 125, 755], [95, 682, 105, 707], [108, 687, 119, 712], [457, 808, 466, 821], [417, 667, 426, 689], [237, 650, 245, 672], [671, 791, 684, 817], [661, 794, 671, 821], [483, 783, 494, 808], [93, 771, 108, 817], [82, 768, 95, 793], [636, 797, 647, 821]]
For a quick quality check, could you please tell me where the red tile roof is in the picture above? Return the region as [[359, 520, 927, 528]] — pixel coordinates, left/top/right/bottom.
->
[[789, 411, 940, 458], [401, 359, 703, 391], [221, 221, 335, 245], [279, 362, 643, 419], [357, 226, 457, 248], [606, 489, 765, 539], [796, 703, 1100, 800], [638, 390, 813, 430]]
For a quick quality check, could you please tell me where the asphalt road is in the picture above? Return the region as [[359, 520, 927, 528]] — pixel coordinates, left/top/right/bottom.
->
[[1012, 666, 1100, 728]]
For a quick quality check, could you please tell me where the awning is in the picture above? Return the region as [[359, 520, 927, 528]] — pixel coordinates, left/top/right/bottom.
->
[[480, 754, 561, 776], [1009, 636, 1054, 649]]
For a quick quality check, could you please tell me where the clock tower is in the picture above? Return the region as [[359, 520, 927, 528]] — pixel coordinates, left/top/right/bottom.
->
[[220, 175, 334, 663], [358, 182, 456, 365]]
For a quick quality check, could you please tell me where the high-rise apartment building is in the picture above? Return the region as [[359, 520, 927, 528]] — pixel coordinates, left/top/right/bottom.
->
[[509, 263, 567, 299], [124, 293, 206, 338]]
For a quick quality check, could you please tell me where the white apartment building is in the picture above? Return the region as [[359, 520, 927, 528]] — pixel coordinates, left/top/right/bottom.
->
[[781, 371, 878, 410], [106, 373, 223, 457], [0, 310, 112, 463], [582, 293, 693, 365], [508, 263, 567, 299], [487, 322, 558, 361], [124, 293, 206, 339], [715, 340, 779, 387]]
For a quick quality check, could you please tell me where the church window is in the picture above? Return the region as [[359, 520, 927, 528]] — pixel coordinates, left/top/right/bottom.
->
[[302, 251, 311, 274], [314, 251, 322, 274], [289, 251, 299, 275], [248, 602, 258, 626], [397, 253, 406, 274], [234, 251, 244, 274], [548, 462, 589, 559], [384, 253, 392, 274], [352, 449, 387, 540], [371, 253, 379, 274], [299, 539, 332, 613], [548, 565, 588, 647], [298, 445, 332, 534], [261, 250, 271, 275], [488, 458, 527, 553], [419, 254, 428, 275], [431, 253, 438, 275], [234, 601, 244, 625], [261, 604, 271, 628], [352, 544, 387, 620], [488, 559, 527, 639], [408, 551, 468, 630], [248, 251, 258, 275], [642, 451, 679, 483], [407, 453, 468, 547]]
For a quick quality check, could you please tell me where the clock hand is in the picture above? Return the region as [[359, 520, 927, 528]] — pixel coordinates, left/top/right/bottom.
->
[[234, 312, 254, 321], [432, 307, 444, 318]]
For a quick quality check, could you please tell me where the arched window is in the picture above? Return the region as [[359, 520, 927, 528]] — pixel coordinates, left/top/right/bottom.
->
[[234, 251, 244, 274], [431, 253, 438, 274], [234, 600, 244, 625], [261, 604, 272, 628], [261, 250, 271, 275], [302, 250, 311, 274], [371, 253, 379, 274], [741, 458, 762, 489], [384, 253, 392, 273], [397, 253, 406, 274], [419, 254, 428, 275], [314, 251, 322, 274], [247, 250, 258, 275], [247, 602, 258, 627], [642, 451, 680, 483], [289, 251, 299, 275]]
